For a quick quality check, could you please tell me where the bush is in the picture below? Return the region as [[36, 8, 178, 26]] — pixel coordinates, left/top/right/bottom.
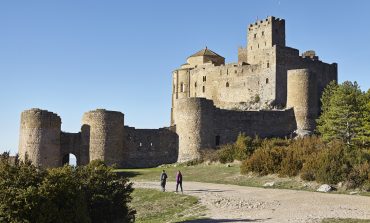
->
[[301, 141, 351, 184], [0, 155, 135, 223], [240, 147, 286, 175], [217, 144, 235, 164], [279, 136, 322, 177], [346, 161, 370, 190]]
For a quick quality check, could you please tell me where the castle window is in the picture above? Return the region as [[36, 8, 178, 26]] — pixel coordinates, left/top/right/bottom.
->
[[262, 31, 264, 36], [258, 44, 259, 48], [254, 33, 257, 38], [226, 82, 229, 88], [267, 62, 270, 68], [195, 82, 197, 87], [203, 76, 206, 82], [266, 78, 269, 84], [139, 142, 142, 147], [265, 41, 266, 46], [173, 84, 175, 92], [250, 46, 252, 50], [215, 135, 220, 146], [202, 86, 205, 93], [150, 142, 153, 147], [234, 70, 237, 74], [180, 82, 184, 92]]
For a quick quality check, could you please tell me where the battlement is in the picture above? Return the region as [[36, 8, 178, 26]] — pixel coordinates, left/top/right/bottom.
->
[[20, 108, 61, 128], [248, 16, 285, 30]]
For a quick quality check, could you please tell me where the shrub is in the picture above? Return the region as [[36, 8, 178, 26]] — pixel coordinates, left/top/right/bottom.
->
[[217, 144, 235, 164], [301, 141, 351, 184], [0, 154, 135, 223], [279, 136, 323, 177], [346, 161, 370, 189], [240, 147, 286, 175]]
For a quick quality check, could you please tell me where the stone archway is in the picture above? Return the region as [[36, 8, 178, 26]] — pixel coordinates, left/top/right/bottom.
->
[[62, 153, 77, 166]]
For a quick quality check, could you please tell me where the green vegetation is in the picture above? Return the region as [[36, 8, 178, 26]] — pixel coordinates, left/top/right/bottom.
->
[[0, 153, 135, 223], [322, 219, 370, 223], [317, 81, 370, 147], [131, 188, 205, 223]]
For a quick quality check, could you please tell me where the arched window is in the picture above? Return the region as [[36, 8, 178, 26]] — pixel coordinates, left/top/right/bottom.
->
[[180, 82, 184, 92], [226, 82, 229, 87]]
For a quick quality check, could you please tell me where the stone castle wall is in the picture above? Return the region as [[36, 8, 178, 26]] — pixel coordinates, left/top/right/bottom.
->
[[122, 127, 178, 167], [18, 109, 61, 168], [18, 109, 178, 168], [82, 109, 125, 166], [174, 97, 297, 162], [17, 16, 338, 167]]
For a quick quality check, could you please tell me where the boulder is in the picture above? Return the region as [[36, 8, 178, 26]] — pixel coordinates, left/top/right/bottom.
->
[[317, 184, 332, 192], [263, 182, 275, 187]]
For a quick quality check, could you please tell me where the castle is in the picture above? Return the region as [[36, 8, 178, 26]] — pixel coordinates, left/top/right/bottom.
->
[[18, 16, 337, 168]]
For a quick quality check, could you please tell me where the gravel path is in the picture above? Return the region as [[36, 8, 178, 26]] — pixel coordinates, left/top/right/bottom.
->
[[134, 181, 370, 223]]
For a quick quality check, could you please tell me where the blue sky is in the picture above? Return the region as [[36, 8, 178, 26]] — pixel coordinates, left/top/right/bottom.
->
[[1, 0, 369, 154]]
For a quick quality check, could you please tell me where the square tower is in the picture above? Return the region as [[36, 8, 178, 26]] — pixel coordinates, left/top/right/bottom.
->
[[247, 16, 285, 51], [238, 16, 285, 64]]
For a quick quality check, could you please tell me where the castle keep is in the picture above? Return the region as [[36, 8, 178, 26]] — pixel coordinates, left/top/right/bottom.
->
[[18, 16, 337, 167]]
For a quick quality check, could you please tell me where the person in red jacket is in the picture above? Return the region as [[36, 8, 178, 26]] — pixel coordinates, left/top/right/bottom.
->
[[176, 170, 183, 193]]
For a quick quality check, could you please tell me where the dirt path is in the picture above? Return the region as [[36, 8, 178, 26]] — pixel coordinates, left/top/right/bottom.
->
[[134, 181, 370, 223]]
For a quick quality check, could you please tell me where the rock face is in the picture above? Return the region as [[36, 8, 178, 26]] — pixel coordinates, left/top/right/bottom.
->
[[317, 184, 333, 192]]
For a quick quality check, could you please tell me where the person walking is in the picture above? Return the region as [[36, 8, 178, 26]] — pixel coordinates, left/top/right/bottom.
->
[[176, 170, 183, 193], [160, 170, 168, 192]]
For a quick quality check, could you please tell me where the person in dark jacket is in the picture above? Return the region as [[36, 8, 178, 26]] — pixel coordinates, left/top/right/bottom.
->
[[176, 170, 183, 193], [160, 170, 168, 192]]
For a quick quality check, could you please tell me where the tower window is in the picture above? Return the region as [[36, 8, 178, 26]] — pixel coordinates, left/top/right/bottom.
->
[[262, 31, 264, 36], [254, 33, 257, 38], [265, 42, 266, 46], [266, 78, 269, 84], [250, 46, 252, 50], [258, 44, 259, 48], [203, 76, 206, 82], [173, 84, 175, 92], [267, 62, 270, 68], [202, 86, 205, 93], [180, 82, 184, 92], [194, 82, 197, 87], [226, 82, 229, 87]]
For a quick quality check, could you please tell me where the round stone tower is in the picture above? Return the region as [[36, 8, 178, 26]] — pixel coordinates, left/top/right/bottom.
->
[[81, 109, 125, 166], [18, 108, 61, 168], [174, 98, 214, 162], [287, 69, 318, 132]]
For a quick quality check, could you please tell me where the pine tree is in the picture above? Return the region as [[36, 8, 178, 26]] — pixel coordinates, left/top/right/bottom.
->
[[317, 81, 368, 147]]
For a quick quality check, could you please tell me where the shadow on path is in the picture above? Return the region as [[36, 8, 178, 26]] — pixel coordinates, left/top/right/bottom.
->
[[186, 189, 230, 193], [176, 218, 270, 222]]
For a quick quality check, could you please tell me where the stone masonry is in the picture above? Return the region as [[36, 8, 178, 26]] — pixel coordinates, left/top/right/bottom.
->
[[18, 16, 337, 167]]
